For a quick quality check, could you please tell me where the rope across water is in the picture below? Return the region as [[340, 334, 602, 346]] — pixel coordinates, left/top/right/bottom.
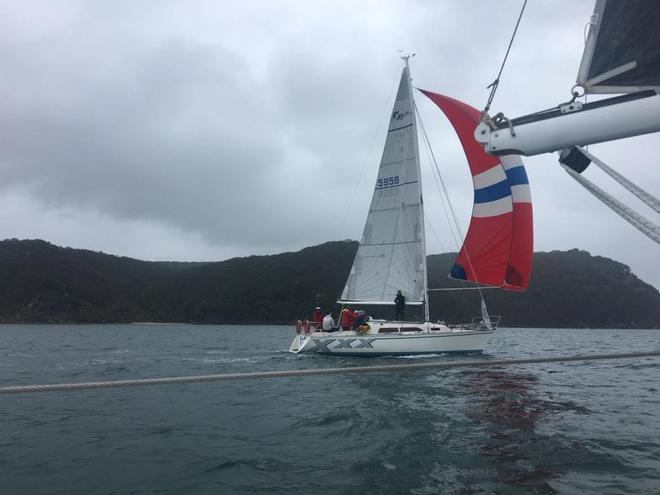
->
[[1, 350, 659, 395]]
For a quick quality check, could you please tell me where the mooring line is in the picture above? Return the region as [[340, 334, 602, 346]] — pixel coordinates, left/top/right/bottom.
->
[[1, 350, 659, 395]]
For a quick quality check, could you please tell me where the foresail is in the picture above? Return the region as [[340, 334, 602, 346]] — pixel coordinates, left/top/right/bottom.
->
[[419, 90, 533, 290], [340, 67, 426, 305], [577, 0, 660, 94]]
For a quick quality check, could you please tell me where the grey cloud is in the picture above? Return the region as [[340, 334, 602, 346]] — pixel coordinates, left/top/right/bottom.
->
[[1, 30, 298, 247], [0, 0, 658, 289]]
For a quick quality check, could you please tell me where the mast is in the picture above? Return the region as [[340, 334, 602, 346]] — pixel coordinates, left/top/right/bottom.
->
[[403, 54, 430, 322]]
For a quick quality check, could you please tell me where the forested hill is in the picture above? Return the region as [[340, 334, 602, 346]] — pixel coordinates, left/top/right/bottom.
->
[[1, 238, 659, 328]]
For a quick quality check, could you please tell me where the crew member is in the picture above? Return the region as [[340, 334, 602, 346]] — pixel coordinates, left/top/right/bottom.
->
[[354, 310, 370, 334], [355, 310, 366, 327], [312, 306, 323, 329], [340, 307, 355, 331], [394, 290, 406, 321], [322, 311, 338, 332]]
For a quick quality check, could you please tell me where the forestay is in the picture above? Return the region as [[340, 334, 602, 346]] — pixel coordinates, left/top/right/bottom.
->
[[340, 67, 426, 305], [577, 0, 660, 94]]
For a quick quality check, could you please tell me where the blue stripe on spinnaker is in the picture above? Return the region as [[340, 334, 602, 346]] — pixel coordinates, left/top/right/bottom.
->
[[450, 263, 467, 280], [505, 165, 529, 186], [474, 179, 511, 204]]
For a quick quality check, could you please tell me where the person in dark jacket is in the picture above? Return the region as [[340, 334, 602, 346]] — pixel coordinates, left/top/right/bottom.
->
[[394, 290, 405, 321]]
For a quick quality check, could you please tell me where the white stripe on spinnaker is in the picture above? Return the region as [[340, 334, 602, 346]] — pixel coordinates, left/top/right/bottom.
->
[[473, 196, 513, 217], [473, 165, 508, 190], [511, 184, 532, 203]]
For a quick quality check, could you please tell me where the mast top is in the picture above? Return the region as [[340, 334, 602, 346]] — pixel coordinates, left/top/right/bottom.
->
[[398, 51, 416, 69]]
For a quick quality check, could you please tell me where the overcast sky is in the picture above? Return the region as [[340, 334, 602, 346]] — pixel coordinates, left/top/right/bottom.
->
[[1, 0, 659, 290]]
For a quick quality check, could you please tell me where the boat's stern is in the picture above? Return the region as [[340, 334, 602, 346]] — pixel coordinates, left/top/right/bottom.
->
[[289, 334, 303, 353], [289, 320, 312, 353], [289, 333, 318, 353]]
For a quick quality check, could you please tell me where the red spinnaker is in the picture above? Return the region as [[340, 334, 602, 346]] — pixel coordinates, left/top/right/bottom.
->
[[419, 89, 533, 290]]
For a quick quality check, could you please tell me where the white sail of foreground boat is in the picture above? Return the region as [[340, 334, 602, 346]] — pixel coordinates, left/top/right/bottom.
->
[[289, 57, 533, 356]]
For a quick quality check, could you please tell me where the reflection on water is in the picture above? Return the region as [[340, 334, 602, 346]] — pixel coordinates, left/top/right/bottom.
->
[[462, 368, 588, 493]]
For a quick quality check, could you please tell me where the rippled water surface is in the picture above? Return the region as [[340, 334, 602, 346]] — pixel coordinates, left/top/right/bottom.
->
[[1, 325, 659, 494]]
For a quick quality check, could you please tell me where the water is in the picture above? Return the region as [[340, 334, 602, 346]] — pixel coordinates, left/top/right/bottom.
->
[[1, 325, 659, 494]]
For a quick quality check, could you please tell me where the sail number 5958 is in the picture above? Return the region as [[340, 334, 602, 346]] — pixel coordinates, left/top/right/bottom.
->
[[377, 176, 400, 188]]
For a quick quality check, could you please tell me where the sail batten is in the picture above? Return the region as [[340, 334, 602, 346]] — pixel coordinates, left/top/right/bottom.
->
[[360, 241, 422, 247], [373, 180, 419, 189]]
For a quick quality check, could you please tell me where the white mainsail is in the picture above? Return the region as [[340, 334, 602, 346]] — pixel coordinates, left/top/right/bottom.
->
[[339, 65, 427, 306]]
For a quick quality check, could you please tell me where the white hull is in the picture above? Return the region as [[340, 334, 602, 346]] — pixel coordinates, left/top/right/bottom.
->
[[289, 320, 493, 356]]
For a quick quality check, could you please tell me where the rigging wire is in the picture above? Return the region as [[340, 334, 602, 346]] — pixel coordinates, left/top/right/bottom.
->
[[424, 212, 447, 254], [415, 103, 462, 251], [420, 134, 462, 251], [482, 0, 528, 115], [414, 102, 487, 303], [417, 99, 462, 251]]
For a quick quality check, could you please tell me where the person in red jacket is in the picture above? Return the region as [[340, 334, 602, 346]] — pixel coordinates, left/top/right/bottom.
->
[[311, 307, 323, 329], [340, 307, 356, 331]]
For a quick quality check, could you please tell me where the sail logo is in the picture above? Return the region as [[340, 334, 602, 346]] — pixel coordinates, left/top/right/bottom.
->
[[391, 110, 411, 121]]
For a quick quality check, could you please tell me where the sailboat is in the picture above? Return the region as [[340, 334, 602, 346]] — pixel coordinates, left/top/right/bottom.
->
[[289, 57, 533, 356]]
